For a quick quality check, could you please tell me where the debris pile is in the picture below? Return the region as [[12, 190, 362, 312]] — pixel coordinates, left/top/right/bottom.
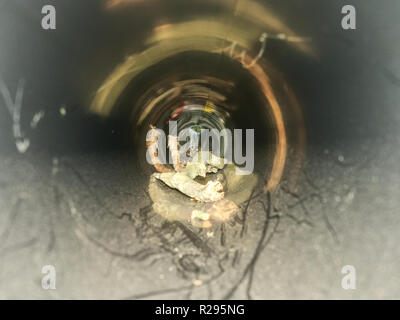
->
[[148, 130, 257, 229], [153, 151, 226, 202]]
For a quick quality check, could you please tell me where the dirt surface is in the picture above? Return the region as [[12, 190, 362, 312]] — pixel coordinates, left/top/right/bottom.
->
[[0, 133, 399, 299]]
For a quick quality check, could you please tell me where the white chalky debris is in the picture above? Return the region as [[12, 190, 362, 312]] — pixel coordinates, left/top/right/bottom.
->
[[153, 151, 226, 202], [193, 279, 203, 287], [0, 76, 30, 153], [30, 110, 45, 129], [191, 210, 212, 228], [154, 171, 224, 202], [191, 210, 210, 221], [15, 137, 30, 154]]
